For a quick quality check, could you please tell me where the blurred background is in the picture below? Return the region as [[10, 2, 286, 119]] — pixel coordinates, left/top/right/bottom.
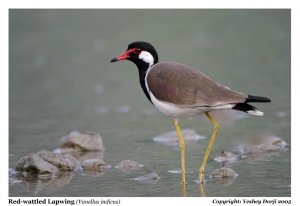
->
[[9, 9, 290, 196]]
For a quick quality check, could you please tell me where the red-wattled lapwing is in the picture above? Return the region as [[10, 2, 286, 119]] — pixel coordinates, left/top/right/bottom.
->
[[110, 41, 271, 185]]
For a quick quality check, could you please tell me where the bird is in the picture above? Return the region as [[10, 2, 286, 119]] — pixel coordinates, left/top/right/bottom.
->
[[110, 41, 271, 185]]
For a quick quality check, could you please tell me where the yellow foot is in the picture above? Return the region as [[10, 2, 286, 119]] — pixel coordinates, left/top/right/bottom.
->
[[199, 167, 205, 184], [199, 183, 206, 197], [182, 183, 187, 197], [198, 168, 206, 197]]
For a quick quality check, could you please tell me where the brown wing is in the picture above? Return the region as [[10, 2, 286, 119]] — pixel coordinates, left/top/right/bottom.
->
[[147, 62, 247, 107]]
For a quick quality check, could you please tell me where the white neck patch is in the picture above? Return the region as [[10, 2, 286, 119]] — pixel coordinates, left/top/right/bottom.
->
[[138, 51, 154, 66]]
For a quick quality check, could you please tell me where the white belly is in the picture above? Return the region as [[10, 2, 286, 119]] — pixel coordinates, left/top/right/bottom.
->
[[149, 92, 205, 118]]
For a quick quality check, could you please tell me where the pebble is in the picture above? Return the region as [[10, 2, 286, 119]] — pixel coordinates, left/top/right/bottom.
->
[[15, 153, 59, 175], [15, 150, 81, 177], [214, 151, 244, 163], [37, 150, 75, 171], [132, 173, 160, 183], [82, 159, 109, 171], [115, 160, 144, 172], [238, 135, 288, 154], [59, 131, 105, 152], [209, 167, 238, 179]]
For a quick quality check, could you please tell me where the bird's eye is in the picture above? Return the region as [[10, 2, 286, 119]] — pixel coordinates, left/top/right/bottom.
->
[[133, 48, 142, 55]]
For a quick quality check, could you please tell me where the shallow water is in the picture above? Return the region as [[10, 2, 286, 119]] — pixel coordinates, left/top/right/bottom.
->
[[9, 9, 290, 197]]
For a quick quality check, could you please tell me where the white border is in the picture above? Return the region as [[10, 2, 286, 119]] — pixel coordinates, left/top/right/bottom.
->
[[1, 0, 298, 205], [0, 0, 295, 9], [3, 197, 296, 206]]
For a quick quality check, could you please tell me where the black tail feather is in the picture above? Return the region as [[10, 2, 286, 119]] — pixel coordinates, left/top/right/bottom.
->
[[233, 103, 258, 113], [246, 95, 271, 103]]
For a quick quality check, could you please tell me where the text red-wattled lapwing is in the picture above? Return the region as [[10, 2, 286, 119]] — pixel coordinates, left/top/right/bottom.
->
[[110, 41, 271, 186]]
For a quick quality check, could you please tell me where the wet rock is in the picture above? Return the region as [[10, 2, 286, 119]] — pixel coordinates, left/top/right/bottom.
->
[[238, 136, 288, 154], [214, 151, 237, 163], [59, 131, 105, 152], [15, 156, 28, 172], [132, 173, 160, 183], [214, 151, 245, 163], [37, 150, 75, 171], [15, 150, 81, 178], [115, 160, 144, 172], [81, 159, 110, 176], [62, 154, 81, 170], [209, 167, 238, 179], [208, 167, 238, 186], [82, 159, 108, 171], [53, 149, 104, 165], [16, 153, 59, 176], [153, 129, 206, 146]]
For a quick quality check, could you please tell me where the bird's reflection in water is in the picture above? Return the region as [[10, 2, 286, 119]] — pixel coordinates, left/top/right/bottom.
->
[[177, 174, 238, 197]]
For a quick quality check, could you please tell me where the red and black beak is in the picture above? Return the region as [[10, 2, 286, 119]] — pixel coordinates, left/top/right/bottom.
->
[[110, 48, 135, 62]]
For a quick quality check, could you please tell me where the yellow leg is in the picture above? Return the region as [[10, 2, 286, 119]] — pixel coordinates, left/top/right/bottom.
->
[[199, 112, 220, 183], [199, 183, 206, 197], [182, 181, 187, 197], [173, 118, 186, 186]]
